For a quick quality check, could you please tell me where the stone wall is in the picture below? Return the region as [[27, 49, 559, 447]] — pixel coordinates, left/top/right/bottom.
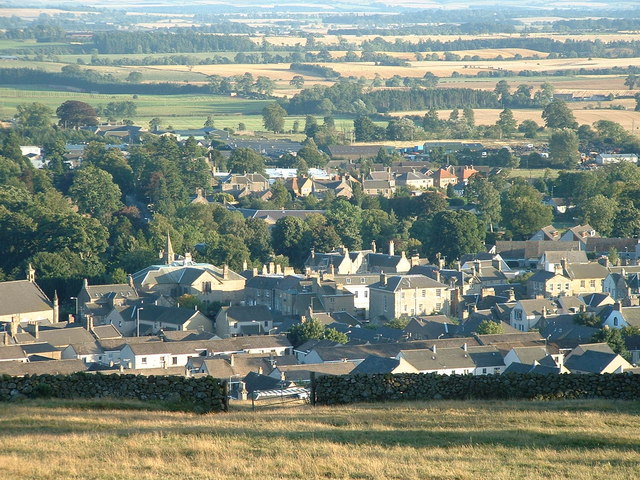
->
[[314, 373, 640, 405], [0, 373, 227, 413]]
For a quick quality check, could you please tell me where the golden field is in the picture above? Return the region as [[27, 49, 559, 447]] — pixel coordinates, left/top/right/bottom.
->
[[1, 399, 639, 480]]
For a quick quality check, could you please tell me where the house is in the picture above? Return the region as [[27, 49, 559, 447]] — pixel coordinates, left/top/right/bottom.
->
[[584, 238, 640, 264], [215, 305, 274, 338], [120, 340, 210, 369], [538, 250, 588, 274], [503, 346, 557, 367], [30, 325, 95, 349], [76, 279, 138, 323], [369, 274, 451, 321], [538, 314, 599, 350], [563, 262, 608, 295], [403, 315, 454, 340], [61, 342, 104, 365], [131, 238, 246, 305], [529, 225, 561, 242], [233, 207, 326, 227], [560, 225, 599, 245], [302, 337, 480, 365], [106, 304, 213, 336], [510, 299, 557, 332], [220, 173, 270, 194], [269, 362, 358, 381], [432, 168, 458, 189], [395, 171, 434, 190], [543, 197, 574, 215], [492, 241, 582, 268], [398, 344, 505, 376], [0, 266, 59, 327], [327, 145, 385, 160], [350, 355, 417, 375], [0, 359, 86, 377], [527, 270, 572, 299], [604, 267, 640, 300], [599, 304, 640, 329], [564, 343, 632, 373], [0, 345, 28, 363], [362, 179, 396, 198], [595, 153, 638, 165]]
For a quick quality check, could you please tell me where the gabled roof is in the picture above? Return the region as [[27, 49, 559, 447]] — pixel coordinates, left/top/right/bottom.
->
[[0, 345, 27, 361], [119, 304, 207, 327], [91, 325, 122, 340], [276, 362, 357, 380], [224, 305, 273, 323], [0, 280, 53, 316], [36, 327, 95, 347], [371, 274, 449, 292], [564, 350, 623, 373], [0, 359, 86, 376], [351, 355, 403, 374], [564, 262, 609, 280], [400, 346, 503, 372], [510, 346, 549, 365], [84, 284, 138, 301]]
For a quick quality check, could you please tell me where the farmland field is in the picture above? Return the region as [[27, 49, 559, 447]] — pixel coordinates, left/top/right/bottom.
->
[[1, 399, 639, 480]]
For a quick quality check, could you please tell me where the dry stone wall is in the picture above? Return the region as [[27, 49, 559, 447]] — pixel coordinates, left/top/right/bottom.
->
[[314, 373, 640, 405], [0, 373, 226, 413]]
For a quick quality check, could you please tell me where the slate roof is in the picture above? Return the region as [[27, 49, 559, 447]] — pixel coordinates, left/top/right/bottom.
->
[[0, 345, 27, 361], [224, 305, 273, 323], [475, 332, 545, 346], [276, 362, 356, 380], [564, 263, 609, 280], [542, 250, 588, 264], [351, 355, 403, 374], [510, 346, 550, 364], [84, 284, 138, 301], [564, 350, 622, 373], [0, 280, 53, 316], [36, 327, 95, 347], [370, 274, 449, 292], [118, 305, 207, 326], [538, 314, 599, 349], [91, 325, 122, 340], [494, 241, 581, 261], [242, 371, 285, 393], [400, 346, 503, 372], [503, 362, 561, 375], [0, 359, 86, 376]]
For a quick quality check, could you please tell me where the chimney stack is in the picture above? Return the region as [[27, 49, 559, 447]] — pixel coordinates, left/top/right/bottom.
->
[[371, 241, 377, 253], [268, 262, 275, 274], [27, 263, 35, 283], [380, 273, 387, 286], [389, 241, 395, 257], [34, 322, 39, 339], [229, 354, 235, 367], [432, 344, 437, 354], [223, 264, 229, 279], [463, 342, 468, 352], [53, 291, 59, 324]]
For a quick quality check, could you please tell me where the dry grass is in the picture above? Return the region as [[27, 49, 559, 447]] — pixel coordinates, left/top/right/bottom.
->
[[0, 399, 639, 479]]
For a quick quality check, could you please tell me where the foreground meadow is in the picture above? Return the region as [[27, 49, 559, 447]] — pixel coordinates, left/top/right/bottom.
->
[[0, 399, 639, 479]]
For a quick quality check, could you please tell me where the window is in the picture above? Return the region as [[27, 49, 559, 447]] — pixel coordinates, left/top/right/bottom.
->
[[172, 356, 178, 365], [346, 278, 352, 284], [202, 281, 212, 293], [354, 291, 359, 298], [580, 280, 586, 288], [360, 278, 365, 284], [590, 280, 596, 288], [364, 291, 368, 298], [436, 289, 441, 297], [482, 368, 487, 374], [549, 283, 554, 291], [614, 317, 619, 327], [141, 357, 147, 364], [383, 297, 387, 312], [422, 290, 426, 298], [264, 321, 269, 327], [401, 292, 405, 299], [436, 303, 442, 311]]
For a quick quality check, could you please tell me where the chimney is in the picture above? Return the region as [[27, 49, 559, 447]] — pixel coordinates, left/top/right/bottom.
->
[[311, 248, 315, 259], [223, 264, 229, 279], [3, 332, 8, 346], [560, 257, 568, 274], [53, 290, 59, 324], [258, 366, 263, 375], [507, 289, 515, 303], [34, 322, 39, 339], [438, 255, 445, 270], [242, 260, 248, 271], [435, 270, 441, 283], [329, 264, 335, 275], [83, 278, 89, 288], [463, 342, 468, 352], [380, 273, 387, 286], [275, 263, 282, 275], [10, 317, 19, 339], [262, 264, 268, 275], [389, 241, 395, 257], [86, 315, 94, 332], [401, 251, 406, 259], [252, 267, 258, 277], [280, 371, 286, 382], [127, 274, 134, 288], [184, 252, 193, 264], [229, 354, 235, 367], [268, 262, 275, 274], [371, 241, 377, 253], [614, 302, 621, 311], [432, 344, 437, 354]]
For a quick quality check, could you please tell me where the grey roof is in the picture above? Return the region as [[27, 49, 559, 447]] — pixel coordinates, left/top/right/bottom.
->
[[35, 327, 95, 347], [276, 362, 356, 380], [503, 362, 561, 375], [328, 145, 384, 157], [295, 338, 342, 353], [542, 250, 588, 264], [83, 283, 138, 301], [510, 346, 550, 365], [475, 332, 545, 346], [539, 314, 599, 349], [91, 325, 122, 340], [126, 340, 211, 356], [161, 331, 218, 342], [494, 241, 581, 260], [68, 342, 103, 356], [528, 270, 562, 283], [351, 355, 402, 374], [564, 263, 609, 280], [564, 350, 621, 373], [246, 275, 283, 290], [0, 345, 27, 360], [0, 280, 52, 316], [371, 274, 448, 292], [400, 346, 503, 371], [119, 305, 207, 326], [0, 359, 86, 376], [224, 305, 273, 323], [242, 371, 285, 393], [311, 337, 480, 362]]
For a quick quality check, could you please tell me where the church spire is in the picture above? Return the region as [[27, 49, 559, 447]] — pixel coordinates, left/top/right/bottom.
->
[[163, 232, 175, 264], [27, 263, 35, 282]]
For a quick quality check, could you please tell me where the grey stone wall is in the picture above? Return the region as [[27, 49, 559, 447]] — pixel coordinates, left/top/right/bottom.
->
[[314, 373, 640, 405], [0, 373, 226, 413]]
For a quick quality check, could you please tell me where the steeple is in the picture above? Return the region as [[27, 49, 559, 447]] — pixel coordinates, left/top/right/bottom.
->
[[162, 232, 175, 265], [27, 263, 35, 283]]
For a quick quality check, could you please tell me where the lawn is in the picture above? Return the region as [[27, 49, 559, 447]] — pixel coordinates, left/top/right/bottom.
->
[[0, 398, 639, 479]]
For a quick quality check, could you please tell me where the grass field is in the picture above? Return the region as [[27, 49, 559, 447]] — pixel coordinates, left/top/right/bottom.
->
[[1, 398, 639, 479]]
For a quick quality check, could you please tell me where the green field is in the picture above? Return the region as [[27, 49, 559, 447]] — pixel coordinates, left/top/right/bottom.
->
[[0, 398, 639, 479]]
